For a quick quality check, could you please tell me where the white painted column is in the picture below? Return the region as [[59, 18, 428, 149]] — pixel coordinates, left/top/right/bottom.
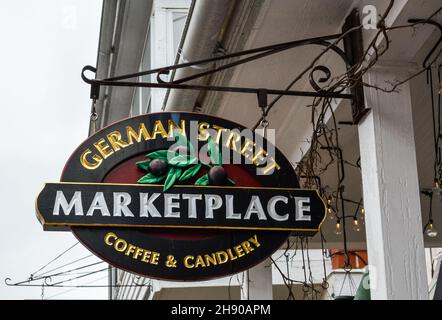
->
[[241, 259, 273, 300], [358, 67, 428, 299]]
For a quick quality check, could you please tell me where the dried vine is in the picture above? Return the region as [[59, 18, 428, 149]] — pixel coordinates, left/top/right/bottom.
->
[[265, 1, 442, 299]]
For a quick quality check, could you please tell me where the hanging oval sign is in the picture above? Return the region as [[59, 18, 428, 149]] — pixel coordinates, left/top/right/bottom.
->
[[36, 112, 326, 281]]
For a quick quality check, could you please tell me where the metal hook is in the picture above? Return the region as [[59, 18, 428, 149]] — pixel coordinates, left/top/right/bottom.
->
[[257, 89, 269, 130]]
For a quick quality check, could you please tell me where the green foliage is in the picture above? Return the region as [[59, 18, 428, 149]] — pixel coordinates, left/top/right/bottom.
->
[[136, 159, 151, 171], [163, 167, 183, 191], [138, 134, 236, 189], [207, 136, 222, 165], [137, 172, 166, 184], [195, 174, 209, 186], [179, 163, 202, 181], [168, 154, 197, 167]]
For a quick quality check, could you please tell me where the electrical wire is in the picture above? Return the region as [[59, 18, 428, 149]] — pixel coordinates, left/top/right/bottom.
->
[[49, 267, 108, 286], [36, 254, 94, 277], [44, 275, 108, 300], [30, 242, 79, 278], [6, 261, 105, 286]]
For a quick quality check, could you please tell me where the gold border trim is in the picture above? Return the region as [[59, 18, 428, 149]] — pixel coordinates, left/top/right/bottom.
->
[[40, 221, 319, 232], [44, 181, 321, 192]]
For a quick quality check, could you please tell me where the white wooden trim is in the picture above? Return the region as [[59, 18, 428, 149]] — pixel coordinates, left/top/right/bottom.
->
[[241, 258, 273, 300], [358, 68, 429, 299]]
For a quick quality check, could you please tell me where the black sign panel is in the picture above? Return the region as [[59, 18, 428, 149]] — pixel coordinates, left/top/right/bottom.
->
[[37, 182, 324, 232], [36, 112, 326, 281]]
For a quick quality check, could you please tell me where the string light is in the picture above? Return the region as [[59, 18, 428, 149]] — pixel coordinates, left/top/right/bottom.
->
[[433, 179, 440, 193], [334, 220, 342, 235], [360, 207, 365, 225], [327, 196, 332, 206], [327, 206, 335, 220], [425, 220, 438, 238], [352, 217, 361, 232]]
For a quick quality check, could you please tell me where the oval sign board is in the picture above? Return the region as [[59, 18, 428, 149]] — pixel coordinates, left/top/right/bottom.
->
[[36, 112, 325, 281]]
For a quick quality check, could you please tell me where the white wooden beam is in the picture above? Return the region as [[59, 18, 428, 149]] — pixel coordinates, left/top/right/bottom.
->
[[358, 67, 428, 299], [241, 259, 273, 300]]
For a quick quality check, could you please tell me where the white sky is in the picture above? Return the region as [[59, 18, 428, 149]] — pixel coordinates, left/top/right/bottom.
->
[[0, 0, 106, 299]]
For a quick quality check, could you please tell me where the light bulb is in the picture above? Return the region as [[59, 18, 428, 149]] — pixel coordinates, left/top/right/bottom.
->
[[360, 208, 365, 225], [327, 207, 335, 220], [352, 217, 361, 232], [327, 196, 332, 206], [433, 179, 440, 192], [334, 220, 342, 235], [426, 221, 438, 238]]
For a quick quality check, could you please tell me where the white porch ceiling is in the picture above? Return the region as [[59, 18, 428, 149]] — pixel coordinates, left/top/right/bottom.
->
[[199, 0, 442, 247]]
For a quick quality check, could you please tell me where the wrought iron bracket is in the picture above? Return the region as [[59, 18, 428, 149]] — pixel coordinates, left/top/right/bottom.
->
[[81, 10, 368, 122], [342, 9, 368, 124]]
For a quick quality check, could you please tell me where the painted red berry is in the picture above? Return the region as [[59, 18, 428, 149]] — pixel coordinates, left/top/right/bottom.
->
[[149, 159, 168, 176], [208, 165, 227, 185]]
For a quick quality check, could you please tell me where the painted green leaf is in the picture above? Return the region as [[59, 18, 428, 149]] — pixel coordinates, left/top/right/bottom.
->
[[194, 174, 209, 186], [137, 172, 166, 184], [207, 136, 222, 165], [163, 167, 183, 191], [227, 177, 236, 185], [179, 163, 202, 181], [136, 159, 151, 171], [168, 155, 197, 167]]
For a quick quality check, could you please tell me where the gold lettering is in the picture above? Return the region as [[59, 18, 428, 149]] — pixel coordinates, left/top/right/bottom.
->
[[234, 245, 245, 258], [150, 252, 160, 265], [114, 238, 127, 252], [124, 244, 136, 256], [226, 249, 237, 261], [204, 254, 218, 267], [168, 119, 186, 137], [133, 247, 144, 260], [184, 255, 195, 268], [241, 241, 254, 254], [80, 149, 103, 170], [251, 148, 268, 166], [225, 131, 241, 152], [94, 138, 114, 159], [215, 251, 229, 264], [194, 255, 206, 268], [107, 131, 129, 151], [104, 232, 117, 246], [249, 234, 261, 248], [240, 138, 255, 159], [212, 125, 227, 144], [141, 250, 152, 263], [260, 158, 281, 175], [151, 120, 168, 139], [126, 123, 151, 145], [198, 122, 210, 141]]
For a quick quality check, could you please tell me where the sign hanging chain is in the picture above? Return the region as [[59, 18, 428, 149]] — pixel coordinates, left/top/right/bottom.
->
[[90, 100, 98, 134], [89, 82, 100, 134], [257, 89, 269, 138]]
